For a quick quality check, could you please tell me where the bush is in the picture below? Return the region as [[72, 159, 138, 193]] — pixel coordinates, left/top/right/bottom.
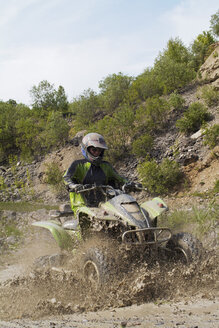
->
[[128, 68, 163, 102], [176, 102, 211, 134], [160, 202, 219, 235], [72, 89, 102, 129], [190, 31, 215, 70], [135, 96, 170, 132], [44, 163, 65, 195], [153, 38, 195, 94], [91, 105, 135, 162], [137, 158, 183, 194], [198, 85, 219, 107], [203, 124, 219, 149], [213, 180, 219, 193], [132, 134, 154, 158], [99, 72, 133, 114], [40, 111, 70, 149], [210, 10, 219, 37], [168, 91, 185, 110], [44, 163, 63, 185]]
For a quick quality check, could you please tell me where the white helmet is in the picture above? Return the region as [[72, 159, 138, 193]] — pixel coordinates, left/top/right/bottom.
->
[[81, 133, 108, 164]]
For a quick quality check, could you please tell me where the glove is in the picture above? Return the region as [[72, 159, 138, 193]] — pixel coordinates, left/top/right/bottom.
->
[[122, 182, 135, 192], [68, 183, 84, 193], [134, 182, 143, 190], [123, 182, 142, 192]]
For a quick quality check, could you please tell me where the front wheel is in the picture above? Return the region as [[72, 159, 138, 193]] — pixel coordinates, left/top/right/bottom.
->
[[166, 232, 204, 264], [82, 246, 114, 287]]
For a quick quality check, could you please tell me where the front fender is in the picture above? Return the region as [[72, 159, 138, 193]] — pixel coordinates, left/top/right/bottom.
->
[[141, 197, 168, 219], [32, 221, 73, 250]]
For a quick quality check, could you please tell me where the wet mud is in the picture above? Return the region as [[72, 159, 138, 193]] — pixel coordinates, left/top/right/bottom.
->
[[0, 246, 218, 324]]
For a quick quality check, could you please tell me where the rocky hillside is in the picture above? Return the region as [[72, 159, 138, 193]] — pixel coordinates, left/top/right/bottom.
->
[[0, 46, 219, 207]]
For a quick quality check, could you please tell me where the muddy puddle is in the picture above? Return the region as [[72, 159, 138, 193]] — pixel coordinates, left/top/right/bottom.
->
[[0, 248, 218, 322]]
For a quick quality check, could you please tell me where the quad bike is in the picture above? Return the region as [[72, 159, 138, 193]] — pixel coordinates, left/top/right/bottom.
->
[[32, 184, 203, 285]]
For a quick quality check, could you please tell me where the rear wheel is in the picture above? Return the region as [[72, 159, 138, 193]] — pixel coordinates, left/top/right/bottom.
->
[[166, 232, 204, 264]]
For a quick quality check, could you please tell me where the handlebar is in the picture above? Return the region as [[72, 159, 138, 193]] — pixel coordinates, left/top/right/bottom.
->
[[69, 184, 146, 194], [69, 184, 119, 195]]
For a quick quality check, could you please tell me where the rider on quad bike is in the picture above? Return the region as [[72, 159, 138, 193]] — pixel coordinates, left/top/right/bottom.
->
[[32, 133, 204, 285], [63, 132, 141, 214]]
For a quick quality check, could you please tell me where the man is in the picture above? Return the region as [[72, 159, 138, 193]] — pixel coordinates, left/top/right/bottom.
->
[[63, 132, 138, 214]]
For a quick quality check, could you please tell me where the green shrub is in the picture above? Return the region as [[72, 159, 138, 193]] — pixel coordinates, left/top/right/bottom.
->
[[210, 10, 219, 37], [190, 31, 215, 70], [135, 96, 170, 132], [132, 134, 154, 157], [44, 163, 63, 186], [191, 202, 219, 234], [168, 91, 185, 110], [137, 158, 183, 194], [160, 202, 219, 235], [40, 111, 70, 149], [0, 217, 22, 239], [203, 124, 219, 148], [128, 68, 163, 102], [72, 89, 102, 129], [198, 85, 219, 107], [0, 177, 7, 191], [99, 72, 133, 114], [91, 105, 135, 162], [153, 38, 195, 93], [44, 163, 65, 195], [176, 102, 211, 134], [213, 179, 219, 193]]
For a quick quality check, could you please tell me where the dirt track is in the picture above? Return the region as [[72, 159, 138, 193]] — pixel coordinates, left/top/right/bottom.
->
[[0, 298, 218, 328]]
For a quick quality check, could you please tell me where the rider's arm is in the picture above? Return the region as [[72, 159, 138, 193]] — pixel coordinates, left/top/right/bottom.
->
[[101, 162, 128, 187], [63, 160, 92, 190], [63, 161, 78, 186]]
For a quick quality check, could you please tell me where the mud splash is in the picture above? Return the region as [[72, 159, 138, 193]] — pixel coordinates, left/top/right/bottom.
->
[[0, 248, 218, 321]]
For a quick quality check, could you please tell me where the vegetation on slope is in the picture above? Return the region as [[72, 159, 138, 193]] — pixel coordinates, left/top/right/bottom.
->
[[0, 10, 219, 196]]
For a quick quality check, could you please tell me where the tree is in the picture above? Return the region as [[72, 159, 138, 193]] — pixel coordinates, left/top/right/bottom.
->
[[154, 38, 195, 93], [191, 31, 215, 70], [99, 72, 133, 114], [210, 10, 219, 37], [30, 80, 68, 114], [40, 111, 70, 149], [128, 68, 163, 102], [72, 89, 101, 130], [135, 96, 170, 132], [55, 85, 69, 113], [0, 102, 18, 162], [92, 105, 135, 161], [176, 102, 211, 134], [15, 115, 44, 160], [164, 37, 192, 63]]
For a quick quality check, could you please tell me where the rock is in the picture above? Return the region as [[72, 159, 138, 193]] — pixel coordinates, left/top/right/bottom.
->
[[70, 130, 86, 146], [50, 298, 57, 304], [198, 44, 219, 87], [0, 238, 5, 246], [191, 129, 204, 140], [6, 236, 17, 245], [59, 204, 72, 212], [1, 211, 17, 221]]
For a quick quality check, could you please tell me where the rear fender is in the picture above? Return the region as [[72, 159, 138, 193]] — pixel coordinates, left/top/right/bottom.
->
[[141, 197, 168, 220], [32, 221, 73, 250]]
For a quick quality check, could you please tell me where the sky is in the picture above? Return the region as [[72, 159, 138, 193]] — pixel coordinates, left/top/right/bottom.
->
[[0, 0, 218, 106]]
